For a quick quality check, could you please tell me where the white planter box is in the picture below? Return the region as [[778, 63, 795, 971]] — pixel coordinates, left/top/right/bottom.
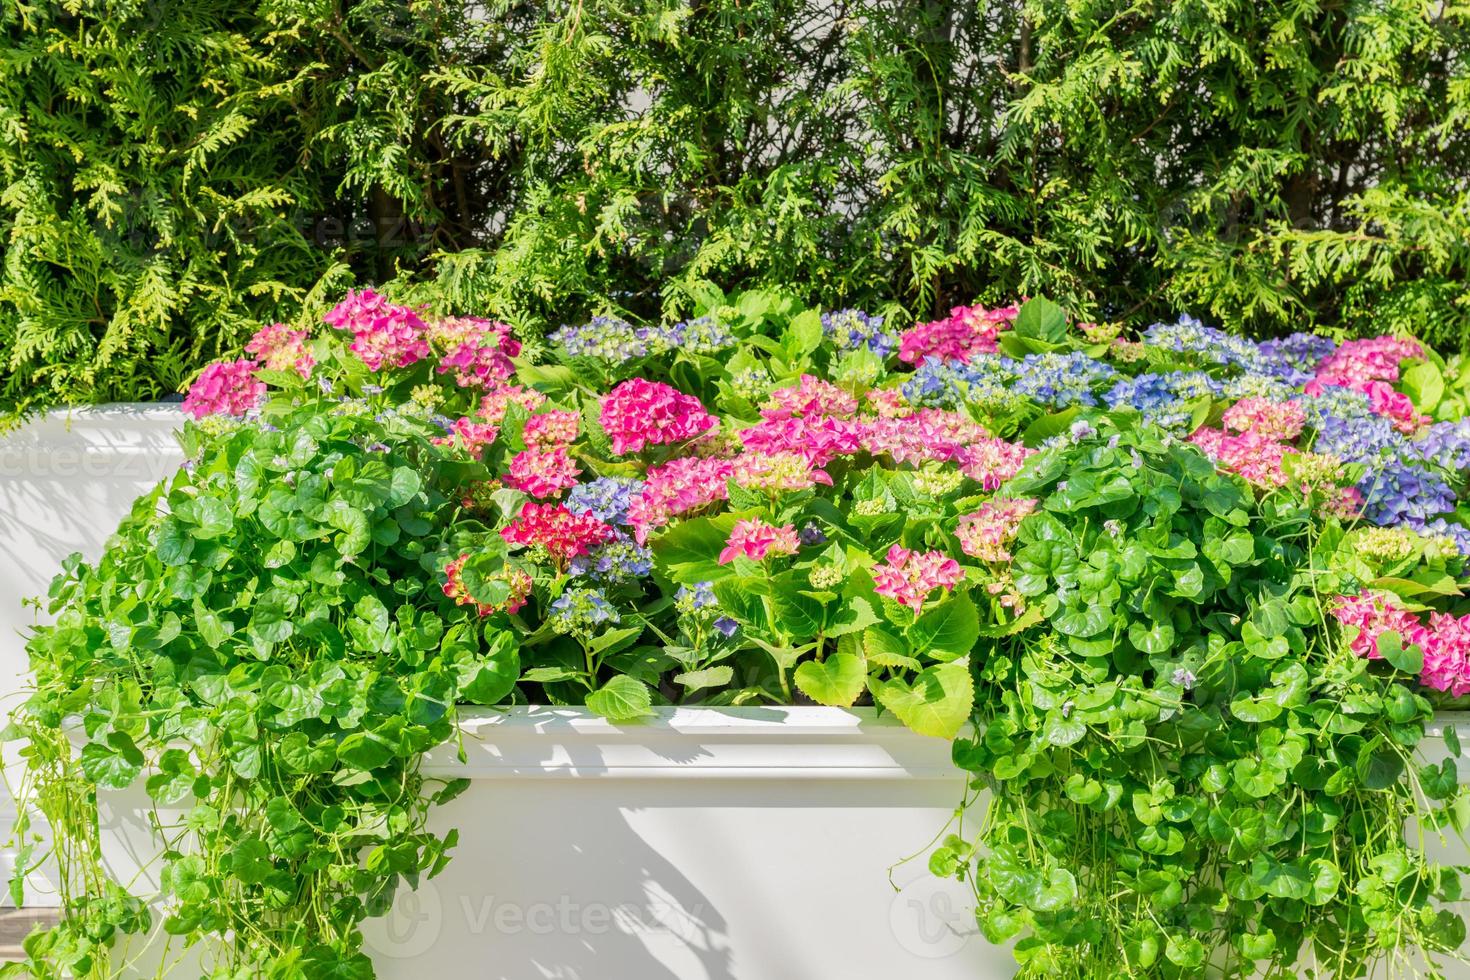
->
[[0, 404, 184, 899], [98, 706, 1005, 979], [94, 710, 1470, 980]]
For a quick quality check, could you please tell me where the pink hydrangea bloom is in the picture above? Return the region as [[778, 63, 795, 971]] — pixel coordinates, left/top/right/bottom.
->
[[1331, 591, 1432, 661], [433, 417, 500, 457], [898, 304, 1016, 364], [600, 378, 718, 455], [1189, 427, 1289, 487], [480, 385, 548, 423], [182, 359, 266, 419], [718, 519, 801, 564], [1331, 592, 1470, 696], [244, 323, 315, 378], [1222, 398, 1305, 441], [505, 446, 581, 498], [443, 556, 532, 616], [1424, 612, 1470, 697], [323, 289, 430, 371], [956, 498, 1038, 563], [738, 415, 866, 467], [627, 456, 736, 542], [861, 409, 991, 466], [1314, 335, 1424, 387], [428, 316, 520, 387], [500, 502, 614, 565], [523, 410, 581, 448], [761, 375, 859, 420], [957, 439, 1034, 490], [872, 544, 965, 613], [1361, 380, 1428, 434]]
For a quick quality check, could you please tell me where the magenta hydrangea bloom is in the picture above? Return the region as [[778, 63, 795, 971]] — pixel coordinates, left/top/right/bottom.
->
[[599, 378, 717, 455], [323, 288, 430, 371], [182, 359, 266, 419], [898, 303, 1016, 365]]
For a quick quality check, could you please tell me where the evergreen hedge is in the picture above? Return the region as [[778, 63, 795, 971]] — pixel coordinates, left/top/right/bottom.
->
[[3, 1, 1467, 417]]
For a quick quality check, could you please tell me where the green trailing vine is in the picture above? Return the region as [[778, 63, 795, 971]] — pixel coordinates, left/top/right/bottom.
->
[[6, 403, 517, 978], [937, 431, 1470, 977]]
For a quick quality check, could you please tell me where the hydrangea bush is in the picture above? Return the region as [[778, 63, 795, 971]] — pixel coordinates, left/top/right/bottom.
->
[[10, 288, 1470, 978]]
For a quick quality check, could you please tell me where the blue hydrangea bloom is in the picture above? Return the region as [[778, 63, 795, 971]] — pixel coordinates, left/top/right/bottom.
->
[[566, 476, 643, 526], [822, 309, 899, 357]]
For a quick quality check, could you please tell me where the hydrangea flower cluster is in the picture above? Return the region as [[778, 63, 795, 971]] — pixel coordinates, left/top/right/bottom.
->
[[822, 309, 898, 356], [600, 379, 719, 455], [551, 313, 736, 363], [501, 503, 615, 566], [898, 304, 1015, 364], [1012, 352, 1117, 408], [718, 519, 801, 564], [569, 534, 654, 583], [323, 289, 430, 371], [442, 556, 532, 617], [872, 544, 965, 613], [1332, 591, 1470, 696], [245, 323, 315, 378], [183, 360, 266, 419], [505, 446, 581, 498], [1142, 315, 1260, 370], [549, 587, 621, 637], [565, 476, 643, 526], [428, 317, 519, 388], [955, 498, 1038, 563]]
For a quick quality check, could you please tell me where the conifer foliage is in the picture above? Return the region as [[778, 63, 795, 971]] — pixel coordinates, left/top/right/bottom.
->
[[2, 1, 1467, 418]]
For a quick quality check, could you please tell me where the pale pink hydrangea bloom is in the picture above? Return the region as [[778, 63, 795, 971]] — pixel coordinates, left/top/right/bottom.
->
[[731, 451, 832, 491], [433, 417, 500, 457], [761, 375, 859, 420], [428, 316, 520, 388], [872, 544, 964, 613], [600, 378, 718, 455], [861, 409, 991, 466], [523, 410, 581, 448], [957, 439, 1034, 490], [323, 288, 430, 371], [244, 323, 315, 378], [956, 498, 1038, 563], [898, 303, 1016, 364], [865, 388, 911, 418], [505, 446, 581, 498], [480, 385, 548, 423], [717, 519, 801, 564], [1222, 398, 1305, 441], [182, 359, 266, 419], [627, 456, 736, 542]]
